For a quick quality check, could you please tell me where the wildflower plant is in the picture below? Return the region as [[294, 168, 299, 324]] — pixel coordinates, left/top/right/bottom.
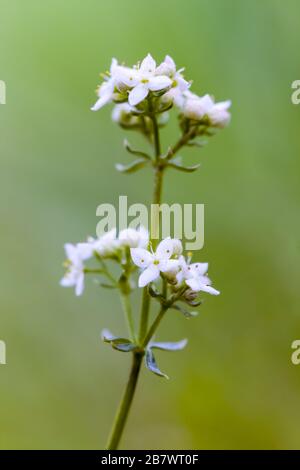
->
[[61, 54, 231, 449]]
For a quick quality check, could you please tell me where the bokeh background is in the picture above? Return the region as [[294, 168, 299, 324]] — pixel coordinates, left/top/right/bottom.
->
[[1, 0, 300, 450]]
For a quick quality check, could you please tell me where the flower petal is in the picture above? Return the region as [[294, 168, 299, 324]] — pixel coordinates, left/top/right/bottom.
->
[[140, 53, 156, 73], [199, 284, 220, 296], [60, 275, 74, 288], [138, 265, 160, 287], [164, 55, 176, 70], [190, 262, 208, 276], [128, 84, 149, 106], [148, 76, 172, 91], [160, 259, 180, 274], [185, 277, 201, 291], [64, 243, 77, 261], [75, 272, 85, 296], [77, 242, 94, 260], [186, 278, 220, 295], [130, 248, 153, 268], [156, 238, 174, 259], [117, 69, 139, 88], [91, 94, 111, 111]]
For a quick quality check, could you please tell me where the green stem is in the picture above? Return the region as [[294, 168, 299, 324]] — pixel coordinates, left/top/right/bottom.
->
[[106, 109, 165, 450], [106, 352, 143, 450], [95, 253, 118, 286], [152, 111, 161, 163], [139, 112, 163, 341], [170, 127, 198, 156], [142, 286, 188, 348], [120, 292, 136, 343], [138, 287, 150, 345], [142, 306, 167, 347]]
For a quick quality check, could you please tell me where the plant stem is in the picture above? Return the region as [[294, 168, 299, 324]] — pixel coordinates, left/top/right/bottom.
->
[[152, 111, 161, 163], [106, 351, 143, 450], [142, 306, 167, 347], [138, 287, 150, 344], [142, 286, 188, 348], [139, 112, 163, 341], [120, 292, 136, 343], [106, 111, 165, 450]]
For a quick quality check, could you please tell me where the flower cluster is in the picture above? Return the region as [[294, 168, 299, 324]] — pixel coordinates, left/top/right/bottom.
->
[[91, 53, 231, 130], [130, 237, 219, 295], [60, 52, 231, 448], [61, 229, 219, 298], [60, 227, 148, 296]]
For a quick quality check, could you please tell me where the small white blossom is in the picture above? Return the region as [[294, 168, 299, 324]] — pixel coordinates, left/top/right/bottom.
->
[[207, 100, 231, 127], [176, 255, 220, 295], [125, 54, 172, 107], [91, 59, 132, 111], [181, 92, 231, 127], [119, 227, 149, 249], [171, 238, 183, 256], [130, 238, 179, 288], [91, 58, 118, 111], [60, 243, 91, 296], [182, 93, 214, 120], [111, 103, 138, 125], [91, 229, 120, 257], [156, 55, 190, 107]]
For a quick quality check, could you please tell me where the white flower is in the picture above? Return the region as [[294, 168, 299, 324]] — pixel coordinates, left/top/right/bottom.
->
[[125, 54, 172, 107], [119, 227, 149, 249], [156, 55, 190, 107], [60, 243, 91, 296], [207, 100, 231, 128], [181, 92, 231, 127], [171, 238, 183, 256], [130, 238, 180, 288], [176, 255, 220, 295], [111, 103, 137, 124], [91, 228, 120, 257], [91, 59, 131, 111], [182, 93, 214, 120]]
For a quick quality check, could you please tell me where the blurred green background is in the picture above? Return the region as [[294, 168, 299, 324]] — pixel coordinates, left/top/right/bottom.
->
[[1, 0, 300, 450]]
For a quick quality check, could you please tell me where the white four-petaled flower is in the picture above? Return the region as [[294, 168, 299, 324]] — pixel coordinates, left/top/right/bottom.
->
[[60, 243, 92, 296], [119, 227, 149, 249], [125, 54, 172, 106], [176, 255, 220, 295], [156, 55, 190, 107], [130, 238, 180, 287], [181, 92, 231, 127]]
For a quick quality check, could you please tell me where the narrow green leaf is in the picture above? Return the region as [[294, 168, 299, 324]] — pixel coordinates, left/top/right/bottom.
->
[[99, 282, 116, 289], [145, 349, 169, 379], [150, 339, 188, 351], [123, 139, 151, 160], [187, 140, 207, 148], [115, 159, 149, 174], [167, 158, 201, 173], [101, 329, 137, 352], [184, 299, 203, 307], [171, 304, 199, 318]]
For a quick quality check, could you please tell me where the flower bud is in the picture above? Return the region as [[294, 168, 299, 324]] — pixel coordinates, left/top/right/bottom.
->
[[111, 103, 140, 128]]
